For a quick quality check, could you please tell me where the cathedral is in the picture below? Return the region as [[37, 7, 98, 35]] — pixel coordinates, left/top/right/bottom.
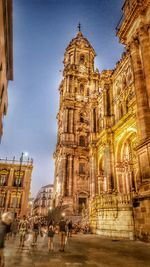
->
[[53, 0, 150, 241]]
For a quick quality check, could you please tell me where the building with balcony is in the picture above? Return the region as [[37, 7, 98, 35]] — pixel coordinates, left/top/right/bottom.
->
[[0, 0, 13, 139], [33, 184, 53, 216], [0, 157, 33, 217]]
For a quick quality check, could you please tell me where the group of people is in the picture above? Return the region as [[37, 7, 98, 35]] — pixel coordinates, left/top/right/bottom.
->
[[0, 212, 73, 259], [17, 215, 73, 252], [0, 211, 90, 266]]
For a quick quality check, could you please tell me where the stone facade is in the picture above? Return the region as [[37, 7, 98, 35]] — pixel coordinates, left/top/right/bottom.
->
[[53, 30, 98, 216], [0, 157, 33, 217], [116, 0, 150, 242], [90, 194, 134, 240], [0, 0, 13, 139], [53, 0, 150, 241], [33, 184, 53, 216]]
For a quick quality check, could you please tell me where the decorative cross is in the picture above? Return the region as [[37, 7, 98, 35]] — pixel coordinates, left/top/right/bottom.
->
[[78, 22, 81, 32]]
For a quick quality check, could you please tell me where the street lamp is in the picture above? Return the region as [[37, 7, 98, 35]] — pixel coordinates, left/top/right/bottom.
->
[[18, 152, 28, 186]]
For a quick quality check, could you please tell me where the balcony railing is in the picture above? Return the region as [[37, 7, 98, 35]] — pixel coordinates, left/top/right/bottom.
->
[[0, 157, 33, 165]]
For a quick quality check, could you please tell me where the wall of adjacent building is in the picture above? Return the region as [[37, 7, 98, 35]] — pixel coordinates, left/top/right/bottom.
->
[[0, 159, 33, 217], [0, 0, 13, 138]]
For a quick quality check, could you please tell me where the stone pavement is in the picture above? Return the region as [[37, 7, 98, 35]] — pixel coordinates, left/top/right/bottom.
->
[[4, 233, 150, 267]]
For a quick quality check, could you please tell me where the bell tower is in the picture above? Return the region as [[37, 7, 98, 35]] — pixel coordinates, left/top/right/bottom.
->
[[53, 26, 99, 216]]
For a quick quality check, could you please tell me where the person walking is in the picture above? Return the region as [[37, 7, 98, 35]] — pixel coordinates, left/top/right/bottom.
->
[[47, 221, 55, 252], [18, 215, 28, 248], [59, 216, 67, 252], [0, 212, 13, 267], [32, 216, 39, 246], [68, 220, 73, 237]]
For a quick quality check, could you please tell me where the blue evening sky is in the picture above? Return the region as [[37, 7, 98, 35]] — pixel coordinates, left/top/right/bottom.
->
[[0, 0, 124, 197]]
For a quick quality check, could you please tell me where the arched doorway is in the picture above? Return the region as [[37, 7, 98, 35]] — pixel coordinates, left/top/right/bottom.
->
[[115, 130, 138, 194]]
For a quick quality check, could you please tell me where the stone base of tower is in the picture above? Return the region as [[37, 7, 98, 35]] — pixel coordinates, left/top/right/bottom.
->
[[59, 196, 83, 223], [133, 180, 150, 242], [133, 194, 150, 242], [132, 138, 150, 242], [90, 194, 134, 240], [61, 196, 76, 216]]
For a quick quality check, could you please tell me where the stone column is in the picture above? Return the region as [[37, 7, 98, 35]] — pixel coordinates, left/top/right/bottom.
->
[[72, 76, 75, 94], [66, 76, 69, 92], [103, 86, 107, 128], [65, 77, 67, 93], [61, 155, 67, 196], [8, 168, 14, 186], [104, 143, 112, 193], [103, 86, 108, 116], [64, 109, 68, 133], [68, 155, 73, 196], [90, 108, 93, 132], [62, 109, 66, 132], [138, 24, 150, 107], [71, 109, 74, 133], [90, 149, 96, 197], [95, 79, 98, 93], [68, 109, 74, 133], [129, 39, 150, 140]]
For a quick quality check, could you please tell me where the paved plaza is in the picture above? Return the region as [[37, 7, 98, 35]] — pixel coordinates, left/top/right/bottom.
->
[[4, 233, 150, 267]]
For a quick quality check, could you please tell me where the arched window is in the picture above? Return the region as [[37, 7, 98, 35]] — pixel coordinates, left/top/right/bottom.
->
[[79, 163, 85, 174], [80, 84, 84, 93], [80, 113, 84, 123], [79, 136, 85, 146], [80, 54, 85, 64]]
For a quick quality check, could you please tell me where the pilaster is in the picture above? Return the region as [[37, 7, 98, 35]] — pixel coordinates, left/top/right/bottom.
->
[[138, 24, 150, 107], [68, 155, 73, 196], [129, 39, 150, 141]]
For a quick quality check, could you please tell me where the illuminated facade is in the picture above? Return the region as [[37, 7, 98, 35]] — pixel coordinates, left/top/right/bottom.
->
[[53, 29, 98, 215], [33, 184, 53, 216], [53, 0, 150, 241], [0, 0, 13, 139], [0, 157, 33, 217]]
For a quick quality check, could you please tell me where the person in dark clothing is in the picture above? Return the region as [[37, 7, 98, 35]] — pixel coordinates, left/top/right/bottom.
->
[[0, 212, 13, 267], [68, 220, 73, 237], [32, 216, 39, 246], [59, 216, 67, 252], [47, 221, 55, 252]]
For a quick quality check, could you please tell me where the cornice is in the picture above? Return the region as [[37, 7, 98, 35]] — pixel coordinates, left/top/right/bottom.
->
[[117, 2, 142, 44]]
